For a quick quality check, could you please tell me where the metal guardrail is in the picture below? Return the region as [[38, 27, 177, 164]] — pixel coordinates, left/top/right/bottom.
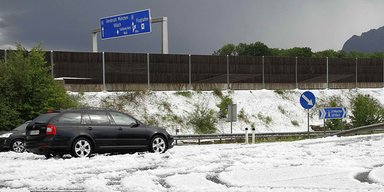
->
[[173, 131, 337, 145], [320, 123, 384, 137]]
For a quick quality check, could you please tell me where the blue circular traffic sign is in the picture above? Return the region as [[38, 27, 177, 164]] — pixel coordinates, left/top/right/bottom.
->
[[300, 91, 316, 109]]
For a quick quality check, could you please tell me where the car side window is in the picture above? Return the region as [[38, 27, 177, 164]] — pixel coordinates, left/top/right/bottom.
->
[[110, 112, 137, 126], [57, 113, 82, 124], [88, 111, 111, 125]]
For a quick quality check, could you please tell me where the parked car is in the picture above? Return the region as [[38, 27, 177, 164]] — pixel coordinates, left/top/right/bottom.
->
[[25, 108, 174, 158], [0, 121, 31, 153]]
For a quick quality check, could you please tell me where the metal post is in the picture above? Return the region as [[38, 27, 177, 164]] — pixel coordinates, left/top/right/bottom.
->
[[356, 58, 358, 88], [231, 121, 232, 134], [189, 54, 192, 90], [227, 55, 230, 89], [147, 53, 150, 90], [307, 109, 310, 139], [161, 17, 168, 54], [326, 57, 329, 89], [51, 50, 54, 78], [102, 52, 106, 92], [4, 49, 7, 69], [295, 57, 298, 89], [91, 29, 99, 52], [262, 56, 265, 89]]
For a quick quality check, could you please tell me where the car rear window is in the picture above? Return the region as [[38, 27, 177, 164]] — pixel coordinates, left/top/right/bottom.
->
[[88, 111, 110, 124], [56, 113, 82, 124], [33, 113, 60, 123]]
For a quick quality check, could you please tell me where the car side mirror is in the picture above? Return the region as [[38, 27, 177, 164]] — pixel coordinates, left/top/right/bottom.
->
[[131, 122, 140, 128]]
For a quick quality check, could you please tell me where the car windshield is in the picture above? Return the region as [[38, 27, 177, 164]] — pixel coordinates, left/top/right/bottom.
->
[[33, 113, 60, 123]]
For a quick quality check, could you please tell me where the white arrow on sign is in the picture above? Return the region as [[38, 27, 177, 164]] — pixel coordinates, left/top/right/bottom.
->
[[320, 108, 326, 119], [302, 94, 313, 106]]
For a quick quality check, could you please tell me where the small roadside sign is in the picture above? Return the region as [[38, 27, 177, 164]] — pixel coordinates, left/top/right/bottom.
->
[[300, 91, 316, 109], [319, 107, 347, 120]]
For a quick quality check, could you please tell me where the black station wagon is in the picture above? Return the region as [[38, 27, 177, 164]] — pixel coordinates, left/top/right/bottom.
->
[[25, 108, 174, 158]]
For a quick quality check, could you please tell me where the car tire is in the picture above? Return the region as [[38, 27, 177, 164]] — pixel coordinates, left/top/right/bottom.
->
[[71, 138, 92, 158], [11, 139, 25, 153], [149, 135, 167, 153]]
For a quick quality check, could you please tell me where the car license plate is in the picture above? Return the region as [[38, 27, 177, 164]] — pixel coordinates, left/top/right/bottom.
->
[[30, 130, 39, 135]]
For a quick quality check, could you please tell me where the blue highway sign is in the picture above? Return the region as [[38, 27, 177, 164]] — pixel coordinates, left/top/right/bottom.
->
[[100, 9, 151, 40], [300, 91, 316, 109], [319, 107, 347, 119]]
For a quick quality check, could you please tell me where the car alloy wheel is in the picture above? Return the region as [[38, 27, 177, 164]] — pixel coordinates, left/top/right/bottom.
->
[[11, 139, 25, 153], [72, 138, 92, 158], [150, 136, 167, 153]]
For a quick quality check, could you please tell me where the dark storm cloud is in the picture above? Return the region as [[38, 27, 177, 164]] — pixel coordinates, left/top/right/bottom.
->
[[1, 0, 384, 53]]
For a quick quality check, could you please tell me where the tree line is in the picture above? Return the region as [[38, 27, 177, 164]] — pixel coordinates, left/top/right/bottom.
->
[[213, 41, 384, 58]]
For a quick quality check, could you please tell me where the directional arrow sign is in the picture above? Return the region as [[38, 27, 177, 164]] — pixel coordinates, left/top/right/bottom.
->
[[100, 9, 151, 40], [300, 91, 316, 109], [319, 107, 347, 119]]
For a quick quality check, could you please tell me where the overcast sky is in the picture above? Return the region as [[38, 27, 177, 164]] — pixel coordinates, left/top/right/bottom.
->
[[0, 0, 384, 55]]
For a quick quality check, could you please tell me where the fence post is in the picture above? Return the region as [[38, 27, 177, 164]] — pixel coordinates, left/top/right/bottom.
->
[[356, 58, 358, 88], [227, 55, 230, 89], [262, 56, 265, 89], [102, 52, 106, 92], [189, 54, 192, 90], [295, 57, 298, 89], [326, 57, 329, 89], [147, 53, 150, 90], [51, 50, 54, 78], [4, 49, 6, 69]]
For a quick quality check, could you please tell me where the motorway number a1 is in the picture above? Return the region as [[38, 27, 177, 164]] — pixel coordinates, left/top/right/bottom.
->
[[30, 130, 39, 135]]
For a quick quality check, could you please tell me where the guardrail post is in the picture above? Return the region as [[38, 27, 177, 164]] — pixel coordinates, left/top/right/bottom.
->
[[245, 128, 249, 144], [252, 128, 255, 144]]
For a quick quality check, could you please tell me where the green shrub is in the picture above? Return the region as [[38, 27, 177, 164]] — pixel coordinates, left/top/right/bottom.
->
[[0, 43, 79, 130], [350, 94, 384, 128], [238, 108, 250, 124], [257, 112, 272, 125], [216, 95, 233, 118], [189, 105, 217, 134], [174, 91, 192, 98], [278, 106, 286, 115], [213, 88, 223, 97], [291, 120, 299, 126]]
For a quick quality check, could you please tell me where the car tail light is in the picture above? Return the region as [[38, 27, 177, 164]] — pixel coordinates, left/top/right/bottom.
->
[[47, 111, 53, 113], [46, 124, 57, 135]]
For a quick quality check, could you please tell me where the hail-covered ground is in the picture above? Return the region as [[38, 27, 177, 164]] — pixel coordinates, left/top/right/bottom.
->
[[1, 134, 384, 191], [1, 88, 384, 192]]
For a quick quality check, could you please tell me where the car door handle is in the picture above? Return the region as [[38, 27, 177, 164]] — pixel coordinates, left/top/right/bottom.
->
[[118, 127, 123, 131], [87, 127, 93, 130]]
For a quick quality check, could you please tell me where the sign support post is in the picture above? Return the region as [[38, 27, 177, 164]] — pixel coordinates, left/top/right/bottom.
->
[[300, 91, 316, 139]]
